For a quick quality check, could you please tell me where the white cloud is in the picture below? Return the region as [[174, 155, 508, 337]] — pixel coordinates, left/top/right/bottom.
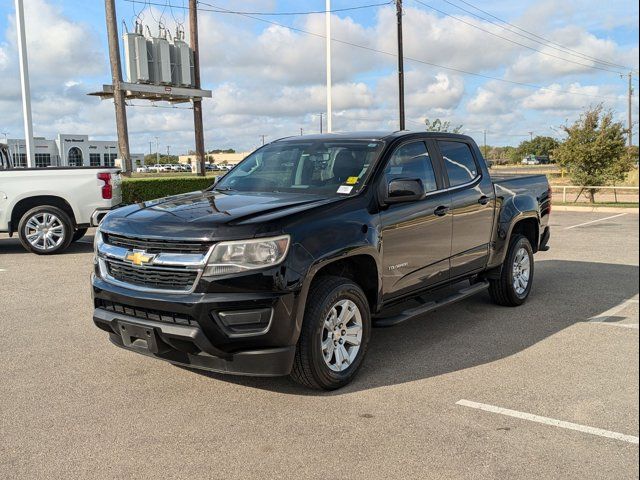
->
[[520, 83, 619, 111]]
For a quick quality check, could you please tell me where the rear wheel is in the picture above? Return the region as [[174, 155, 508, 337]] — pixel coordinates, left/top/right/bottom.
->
[[291, 276, 371, 390], [489, 234, 534, 306], [18, 206, 73, 255], [71, 228, 88, 243]]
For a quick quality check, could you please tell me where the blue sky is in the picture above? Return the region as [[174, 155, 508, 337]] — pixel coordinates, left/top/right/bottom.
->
[[0, 0, 638, 153]]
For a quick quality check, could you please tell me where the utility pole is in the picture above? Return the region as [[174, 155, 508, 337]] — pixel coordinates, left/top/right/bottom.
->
[[104, 0, 132, 175], [15, 0, 35, 168], [528, 131, 534, 141], [396, 0, 405, 131], [260, 135, 267, 146], [167, 145, 170, 157], [325, 0, 333, 133], [318, 113, 324, 134], [155, 136, 159, 164], [300, 128, 303, 136], [189, 0, 206, 177], [149, 141, 152, 155]]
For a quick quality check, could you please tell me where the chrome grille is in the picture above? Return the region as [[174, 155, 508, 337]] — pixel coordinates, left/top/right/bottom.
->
[[103, 232, 211, 254], [106, 259, 198, 291]]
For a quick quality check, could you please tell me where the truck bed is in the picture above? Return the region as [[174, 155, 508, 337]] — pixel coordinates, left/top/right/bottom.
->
[[492, 173, 550, 198]]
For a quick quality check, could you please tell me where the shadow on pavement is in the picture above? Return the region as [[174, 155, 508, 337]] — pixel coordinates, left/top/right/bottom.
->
[[188, 259, 639, 395], [0, 235, 95, 255]]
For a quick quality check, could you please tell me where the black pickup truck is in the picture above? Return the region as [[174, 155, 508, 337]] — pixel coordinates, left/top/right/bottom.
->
[[92, 132, 551, 389]]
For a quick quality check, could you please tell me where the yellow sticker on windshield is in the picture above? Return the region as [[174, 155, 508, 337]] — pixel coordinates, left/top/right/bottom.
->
[[346, 176, 359, 185]]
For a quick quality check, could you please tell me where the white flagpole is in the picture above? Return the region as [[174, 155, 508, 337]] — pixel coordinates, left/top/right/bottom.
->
[[15, 0, 35, 168], [325, 0, 333, 133]]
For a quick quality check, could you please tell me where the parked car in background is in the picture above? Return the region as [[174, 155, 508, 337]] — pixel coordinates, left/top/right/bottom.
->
[[522, 155, 540, 165], [205, 163, 216, 171], [91, 132, 551, 389], [522, 155, 551, 165], [136, 166, 150, 173], [0, 143, 122, 254]]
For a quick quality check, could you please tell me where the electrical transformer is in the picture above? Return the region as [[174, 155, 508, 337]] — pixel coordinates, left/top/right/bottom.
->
[[150, 33, 172, 85], [171, 37, 192, 86], [122, 23, 149, 83]]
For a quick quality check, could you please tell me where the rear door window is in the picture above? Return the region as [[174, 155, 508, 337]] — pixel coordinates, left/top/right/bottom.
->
[[438, 141, 480, 187]]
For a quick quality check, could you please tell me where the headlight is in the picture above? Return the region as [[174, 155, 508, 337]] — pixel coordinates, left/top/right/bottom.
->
[[94, 227, 103, 257], [204, 235, 290, 276]]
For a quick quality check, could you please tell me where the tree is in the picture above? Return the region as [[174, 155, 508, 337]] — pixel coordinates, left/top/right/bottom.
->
[[424, 118, 463, 133], [553, 105, 632, 203], [515, 136, 559, 161]]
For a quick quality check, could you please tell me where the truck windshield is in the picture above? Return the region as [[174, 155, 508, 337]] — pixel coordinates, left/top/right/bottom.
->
[[213, 140, 384, 197]]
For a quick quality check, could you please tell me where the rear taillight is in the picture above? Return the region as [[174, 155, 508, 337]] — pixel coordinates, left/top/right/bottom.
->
[[98, 172, 113, 200]]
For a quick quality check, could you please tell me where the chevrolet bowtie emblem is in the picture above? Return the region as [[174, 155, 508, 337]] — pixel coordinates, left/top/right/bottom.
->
[[125, 250, 155, 266]]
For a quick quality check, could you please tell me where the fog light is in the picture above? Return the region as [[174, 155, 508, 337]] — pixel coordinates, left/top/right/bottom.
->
[[214, 308, 273, 336]]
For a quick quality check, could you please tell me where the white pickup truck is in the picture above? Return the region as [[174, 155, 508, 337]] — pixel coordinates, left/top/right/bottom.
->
[[0, 144, 122, 254]]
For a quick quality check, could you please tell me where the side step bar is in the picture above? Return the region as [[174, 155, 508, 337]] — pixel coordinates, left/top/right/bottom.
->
[[373, 281, 490, 327]]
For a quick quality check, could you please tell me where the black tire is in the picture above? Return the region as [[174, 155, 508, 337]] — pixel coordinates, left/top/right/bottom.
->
[[17, 206, 73, 255], [71, 228, 88, 243], [291, 276, 371, 390], [489, 234, 534, 307]]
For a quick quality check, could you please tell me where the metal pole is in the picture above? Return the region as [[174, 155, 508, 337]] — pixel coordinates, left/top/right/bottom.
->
[[15, 0, 35, 168], [325, 0, 333, 133], [189, 0, 206, 177], [155, 136, 159, 164], [628, 72, 633, 147], [319, 113, 324, 134], [396, 0, 405, 131], [300, 128, 303, 136], [483, 130, 487, 158], [105, 0, 131, 175]]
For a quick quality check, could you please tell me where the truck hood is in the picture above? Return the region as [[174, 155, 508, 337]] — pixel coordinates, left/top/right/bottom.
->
[[101, 189, 337, 240]]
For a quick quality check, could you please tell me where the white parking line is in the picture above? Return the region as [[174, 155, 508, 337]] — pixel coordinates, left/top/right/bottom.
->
[[588, 297, 639, 329], [564, 213, 628, 230], [590, 323, 639, 330], [456, 400, 639, 444]]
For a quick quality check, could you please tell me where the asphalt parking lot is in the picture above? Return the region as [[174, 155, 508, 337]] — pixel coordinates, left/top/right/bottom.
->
[[1, 211, 638, 479]]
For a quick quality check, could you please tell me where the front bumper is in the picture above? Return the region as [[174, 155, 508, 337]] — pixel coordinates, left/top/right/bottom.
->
[[92, 274, 302, 376]]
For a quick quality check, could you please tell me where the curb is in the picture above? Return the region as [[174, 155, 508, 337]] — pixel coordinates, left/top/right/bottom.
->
[[553, 205, 639, 214]]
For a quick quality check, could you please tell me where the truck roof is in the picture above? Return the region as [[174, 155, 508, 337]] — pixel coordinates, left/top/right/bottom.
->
[[274, 131, 475, 143]]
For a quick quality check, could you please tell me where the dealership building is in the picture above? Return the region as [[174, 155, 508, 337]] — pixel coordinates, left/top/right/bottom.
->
[[4, 134, 142, 168]]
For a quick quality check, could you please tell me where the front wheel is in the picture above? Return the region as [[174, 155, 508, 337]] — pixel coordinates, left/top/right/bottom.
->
[[489, 234, 534, 306], [18, 206, 73, 255], [291, 276, 371, 390]]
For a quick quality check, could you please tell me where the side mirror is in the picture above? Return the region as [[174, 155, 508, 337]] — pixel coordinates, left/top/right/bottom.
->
[[385, 178, 425, 204]]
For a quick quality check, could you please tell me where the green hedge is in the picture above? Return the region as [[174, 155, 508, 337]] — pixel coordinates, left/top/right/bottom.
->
[[122, 177, 216, 203]]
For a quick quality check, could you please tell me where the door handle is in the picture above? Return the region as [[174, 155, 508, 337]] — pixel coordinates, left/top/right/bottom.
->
[[478, 195, 490, 205], [434, 205, 449, 217]]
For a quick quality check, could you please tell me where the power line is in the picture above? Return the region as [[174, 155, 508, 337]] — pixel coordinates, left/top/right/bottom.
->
[[440, 0, 631, 71], [412, 0, 624, 75], [124, 0, 394, 16], [198, 0, 627, 102], [125, 0, 629, 102]]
